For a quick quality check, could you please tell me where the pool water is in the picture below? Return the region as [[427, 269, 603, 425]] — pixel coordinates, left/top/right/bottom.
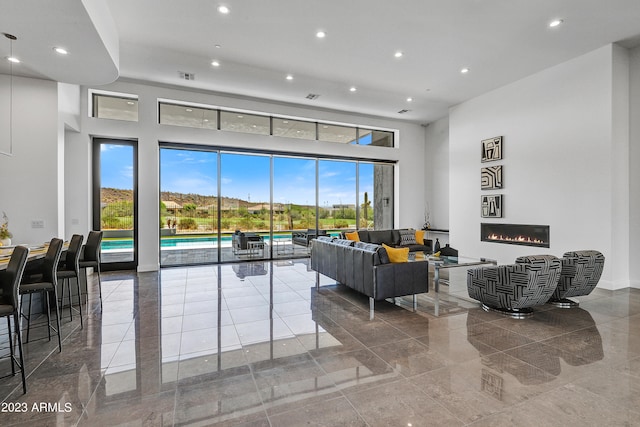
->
[[101, 234, 300, 251]]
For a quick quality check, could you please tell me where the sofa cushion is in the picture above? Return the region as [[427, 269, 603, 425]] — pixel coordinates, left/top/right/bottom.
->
[[357, 230, 369, 242], [377, 246, 390, 264], [415, 230, 425, 245], [354, 242, 385, 265], [382, 243, 409, 263], [399, 229, 417, 245], [403, 243, 431, 253], [368, 230, 394, 245], [333, 238, 355, 247], [345, 231, 360, 241]]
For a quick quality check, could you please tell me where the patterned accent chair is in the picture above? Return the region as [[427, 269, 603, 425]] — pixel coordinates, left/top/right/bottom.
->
[[467, 255, 561, 318], [548, 250, 605, 308]]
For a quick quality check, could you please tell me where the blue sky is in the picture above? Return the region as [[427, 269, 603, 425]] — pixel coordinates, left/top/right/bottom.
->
[[101, 145, 375, 206], [100, 144, 134, 190]]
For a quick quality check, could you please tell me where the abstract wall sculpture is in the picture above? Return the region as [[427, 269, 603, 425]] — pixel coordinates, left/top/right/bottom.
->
[[481, 165, 503, 189], [481, 194, 503, 218], [481, 136, 502, 162]]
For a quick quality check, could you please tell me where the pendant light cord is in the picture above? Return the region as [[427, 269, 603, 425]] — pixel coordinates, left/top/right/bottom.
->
[[2, 32, 16, 156]]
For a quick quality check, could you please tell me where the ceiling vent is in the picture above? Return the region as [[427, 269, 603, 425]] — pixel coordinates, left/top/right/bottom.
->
[[179, 71, 196, 81], [397, 109, 411, 114], [306, 93, 320, 100]]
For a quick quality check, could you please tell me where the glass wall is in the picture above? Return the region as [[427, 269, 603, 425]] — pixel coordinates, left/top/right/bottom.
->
[[273, 157, 317, 257], [319, 160, 357, 231], [220, 153, 271, 262], [158, 144, 393, 266], [92, 93, 138, 121], [358, 163, 374, 229], [356, 129, 394, 147], [159, 103, 217, 129], [318, 124, 357, 144], [272, 118, 316, 140], [158, 101, 395, 147], [219, 111, 270, 135], [159, 148, 218, 266]]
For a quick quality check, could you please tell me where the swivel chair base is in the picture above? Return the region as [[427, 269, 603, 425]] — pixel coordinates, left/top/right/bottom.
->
[[548, 298, 579, 308], [481, 304, 534, 319]]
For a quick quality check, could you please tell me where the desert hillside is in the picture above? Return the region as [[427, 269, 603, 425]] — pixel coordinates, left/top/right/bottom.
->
[[101, 188, 249, 207]]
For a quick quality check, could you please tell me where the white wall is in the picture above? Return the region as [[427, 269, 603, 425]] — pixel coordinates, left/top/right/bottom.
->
[[424, 116, 450, 247], [70, 80, 427, 271], [424, 116, 450, 228], [611, 45, 631, 289], [0, 76, 60, 243], [630, 45, 640, 288], [449, 45, 627, 289]]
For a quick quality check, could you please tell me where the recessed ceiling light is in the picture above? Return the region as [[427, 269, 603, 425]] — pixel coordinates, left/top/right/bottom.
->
[[211, 60, 220, 67], [126, 101, 135, 105], [394, 51, 403, 58], [53, 47, 68, 55], [237, 115, 243, 119], [316, 30, 326, 38], [6, 56, 19, 63], [217, 5, 230, 14], [460, 68, 469, 74], [203, 119, 209, 122], [186, 108, 193, 112], [286, 74, 293, 80], [214, 44, 221, 49], [406, 97, 413, 102], [549, 19, 563, 28], [282, 120, 289, 124], [350, 87, 357, 92]]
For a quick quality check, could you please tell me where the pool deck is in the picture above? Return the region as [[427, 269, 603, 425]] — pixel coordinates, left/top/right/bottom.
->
[[102, 240, 311, 265]]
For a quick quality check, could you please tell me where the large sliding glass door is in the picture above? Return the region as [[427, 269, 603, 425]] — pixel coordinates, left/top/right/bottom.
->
[[220, 153, 270, 262], [273, 157, 317, 257], [159, 147, 218, 266], [319, 160, 356, 232], [158, 143, 394, 266], [93, 139, 137, 270]]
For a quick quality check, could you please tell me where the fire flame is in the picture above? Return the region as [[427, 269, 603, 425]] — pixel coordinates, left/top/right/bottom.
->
[[486, 233, 545, 245]]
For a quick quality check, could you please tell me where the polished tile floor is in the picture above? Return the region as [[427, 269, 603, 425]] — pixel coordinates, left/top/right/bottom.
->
[[1, 260, 640, 426]]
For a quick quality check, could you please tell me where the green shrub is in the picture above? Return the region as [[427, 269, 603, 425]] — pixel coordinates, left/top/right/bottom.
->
[[334, 220, 348, 228], [179, 218, 198, 230], [102, 216, 122, 229]]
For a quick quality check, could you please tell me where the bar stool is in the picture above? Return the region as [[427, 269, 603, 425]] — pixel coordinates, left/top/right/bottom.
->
[[79, 231, 103, 309], [19, 238, 63, 352], [57, 234, 84, 328], [0, 246, 29, 394]]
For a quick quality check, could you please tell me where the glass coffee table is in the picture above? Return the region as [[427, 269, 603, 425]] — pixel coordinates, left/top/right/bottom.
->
[[427, 255, 497, 292], [407, 252, 496, 316], [408, 252, 497, 291]]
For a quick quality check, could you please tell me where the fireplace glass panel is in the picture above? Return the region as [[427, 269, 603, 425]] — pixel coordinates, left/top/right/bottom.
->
[[481, 223, 549, 248]]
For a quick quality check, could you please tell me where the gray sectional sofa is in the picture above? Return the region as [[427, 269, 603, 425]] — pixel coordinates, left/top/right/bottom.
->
[[354, 229, 432, 253], [310, 236, 430, 318]]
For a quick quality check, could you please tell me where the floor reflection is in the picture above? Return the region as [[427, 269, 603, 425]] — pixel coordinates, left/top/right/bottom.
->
[[1, 260, 639, 426]]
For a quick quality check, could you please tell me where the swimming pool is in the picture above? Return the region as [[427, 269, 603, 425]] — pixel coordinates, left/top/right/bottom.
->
[[101, 234, 302, 251]]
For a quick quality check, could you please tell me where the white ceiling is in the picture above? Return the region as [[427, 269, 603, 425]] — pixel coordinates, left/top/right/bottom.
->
[[2, 0, 640, 124]]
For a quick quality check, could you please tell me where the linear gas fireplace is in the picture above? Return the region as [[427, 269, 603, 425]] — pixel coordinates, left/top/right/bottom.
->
[[481, 223, 550, 248]]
